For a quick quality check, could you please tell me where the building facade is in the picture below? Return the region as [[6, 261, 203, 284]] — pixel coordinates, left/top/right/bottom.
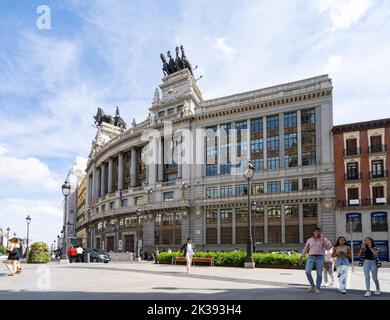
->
[[333, 119, 390, 261], [77, 68, 335, 254], [75, 175, 87, 247]]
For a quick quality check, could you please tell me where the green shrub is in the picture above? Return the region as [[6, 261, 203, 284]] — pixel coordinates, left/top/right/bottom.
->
[[0, 245, 6, 254], [27, 242, 50, 264], [158, 250, 303, 267]]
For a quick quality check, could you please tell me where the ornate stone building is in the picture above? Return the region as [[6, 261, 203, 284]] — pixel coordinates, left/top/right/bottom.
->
[[77, 67, 335, 254]]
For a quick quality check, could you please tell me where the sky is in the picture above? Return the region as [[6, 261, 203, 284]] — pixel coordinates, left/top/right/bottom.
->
[[0, 0, 390, 246]]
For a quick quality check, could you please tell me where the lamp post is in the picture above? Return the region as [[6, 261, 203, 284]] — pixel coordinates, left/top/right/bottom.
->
[[61, 179, 71, 259], [57, 235, 60, 250], [136, 208, 141, 261], [25, 215, 31, 260], [244, 161, 255, 269], [6, 227, 10, 246]]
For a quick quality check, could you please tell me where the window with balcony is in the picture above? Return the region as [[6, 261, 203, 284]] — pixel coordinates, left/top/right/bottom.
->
[[346, 213, 362, 232], [267, 115, 279, 131], [302, 152, 316, 166], [163, 191, 174, 202], [372, 186, 385, 204], [284, 179, 299, 192], [371, 160, 384, 178], [284, 112, 297, 129], [221, 185, 233, 197], [267, 181, 281, 193], [347, 188, 359, 206], [346, 162, 359, 180], [371, 212, 388, 232], [250, 118, 263, 133], [285, 154, 298, 168], [302, 178, 317, 191], [251, 183, 264, 195], [267, 156, 280, 170], [267, 136, 279, 151], [285, 133, 297, 148], [346, 139, 358, 156], [206, 187, 218, 198], [235, 184, 248, 196], [370, 135, 383, 153]]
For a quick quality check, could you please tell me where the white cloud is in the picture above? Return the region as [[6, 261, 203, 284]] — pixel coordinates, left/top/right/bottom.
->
[[0, 147, 61, 192], [325, 54, 344, 73], [212, 37, 236, 59], [314, 0, 374, 31]]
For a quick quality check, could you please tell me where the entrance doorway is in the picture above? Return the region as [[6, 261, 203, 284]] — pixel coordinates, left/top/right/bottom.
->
[[124, 234, 135, 252]]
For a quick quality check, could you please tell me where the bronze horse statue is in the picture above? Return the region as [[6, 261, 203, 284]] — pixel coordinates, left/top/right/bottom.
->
[[94, 107, 127, 129]]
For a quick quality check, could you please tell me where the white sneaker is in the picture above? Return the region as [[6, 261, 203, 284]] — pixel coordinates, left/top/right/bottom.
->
[[375, 290, 381, 296], [364, 291, 371, 297], [315, 288, 320, 294], [340, 289, 346, 294]]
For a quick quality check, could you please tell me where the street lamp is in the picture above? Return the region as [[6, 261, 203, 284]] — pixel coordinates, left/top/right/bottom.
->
[[136, 208, 142, 261], [57, 235, 60, 250], [61, 179, 71, 259], [25, 215, 31, 260], [6, 227, 10, 246], [243, 160, 255, 269]]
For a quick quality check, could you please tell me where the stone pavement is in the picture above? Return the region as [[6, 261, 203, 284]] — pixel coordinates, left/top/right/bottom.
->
[[1, 261, 390, 300]]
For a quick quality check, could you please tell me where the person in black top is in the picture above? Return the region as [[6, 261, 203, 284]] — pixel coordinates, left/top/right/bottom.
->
[[16, 239, 23, 273], [5, 238, 20, 276], [358, 237, 381, 297]]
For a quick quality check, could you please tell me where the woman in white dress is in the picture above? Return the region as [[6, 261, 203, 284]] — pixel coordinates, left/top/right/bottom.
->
[[180, 237, 196, 273]]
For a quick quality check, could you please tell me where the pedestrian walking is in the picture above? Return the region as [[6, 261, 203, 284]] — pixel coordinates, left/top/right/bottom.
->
[[332, 236, 351, 294], [323, 246, 334, 288], [76, 246, 84, 263], [180, 237, 196, 273], [5, 238, 21, 276], [358, 237, 381, 297], [68, 246, 77, 263], [16, 238, 24, 273], [300, 227, 331, 294]]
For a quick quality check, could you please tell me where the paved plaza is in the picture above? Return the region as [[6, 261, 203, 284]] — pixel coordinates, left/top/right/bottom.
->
[[1, 261, 390, 300]]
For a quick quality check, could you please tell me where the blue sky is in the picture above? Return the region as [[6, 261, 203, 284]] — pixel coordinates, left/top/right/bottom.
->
[[1, 0, 390, 245]]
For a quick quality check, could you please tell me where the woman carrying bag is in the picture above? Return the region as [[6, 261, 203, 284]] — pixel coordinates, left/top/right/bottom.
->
[[358, 237, 381, 297], [5, 238, 21, 276]]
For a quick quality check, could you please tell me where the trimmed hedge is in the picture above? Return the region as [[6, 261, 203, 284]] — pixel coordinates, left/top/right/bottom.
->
[[27, 242, 50, 264], [0, 245, 6, 255], [158, 250, 306, 267]]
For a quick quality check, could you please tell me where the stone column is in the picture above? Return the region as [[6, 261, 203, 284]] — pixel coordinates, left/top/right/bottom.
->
[[297, 110, 302, 166], [118, 153, 124, 190], [217, 209, 221, 245], [264, 205, 268, 243], [157, 138, 164, 182], [299, 203, 304, 244], [281, 205, 286, 244], [91, 166, 96, 201], [130, 148, 137, 187], [108, 158, 113, 193], [100, 164, 106, 197], [96, 167, 101, 200], [232, 208, 236, 245]]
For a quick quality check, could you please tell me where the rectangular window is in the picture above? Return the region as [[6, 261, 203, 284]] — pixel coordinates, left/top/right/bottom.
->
[[302, 131, 316, 145], [206, 187, 218, 198], [235, 120, 247, 136], [346, 162, 359, 180], [284, 112, 297, 129], [250, 118, 263, 133], [347, 188, 359, 201], [251, 183, 264, 195], [371, 160, 384, 178], [251, 138, 263, 153], [267, 181, 281, 193], [373, 186, 385, 204], [301, 109, 316, 125], [237, 141, 248, 156], [371, 212, 388, 232], [158, 110, 165, 118], [303, 204, 318, 218], [220, 123, 231, 137], [167, 108, 174, 115], [235, 184, 248, 196], [135, 196, 143, 205], [220, 163, 232, 175], [110, 202, 115, 209], [284, 180, 299, 192], [267, 156, 280, 170], [177, 105, 183, 113], [302, 152, 316, 166], [101, 204, 105, 212], [252, 158, 264, 171], [346, 139, 358, 155], [285, 133, 298, 148], [155, 213, 162, 226], [346, 213, 362, 232], [163, 213, 174, 225], [163, 191, 174, 201], [370, 136, 382, 152], [121, 199, 128, 207], [285, 154, 298, 168], [302, 178, 317, 191], [266, 115, 279, 131], [220, 185, 233, 197], [220, 209, 232, 223], [267, 136, 279, 151], [285, 205, 299, 219], [268, 206, 281, 220], [206, 164, 217, 176], [206, 209, 218, 224]]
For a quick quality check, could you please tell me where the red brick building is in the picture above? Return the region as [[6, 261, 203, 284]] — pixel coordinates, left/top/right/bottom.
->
[[333, 118, 390, 261]]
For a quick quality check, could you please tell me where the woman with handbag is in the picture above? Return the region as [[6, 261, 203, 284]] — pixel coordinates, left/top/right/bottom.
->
[[332, 236, 351, 294], [180, 237, 196, 273], [358, 237, 381, 297]]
